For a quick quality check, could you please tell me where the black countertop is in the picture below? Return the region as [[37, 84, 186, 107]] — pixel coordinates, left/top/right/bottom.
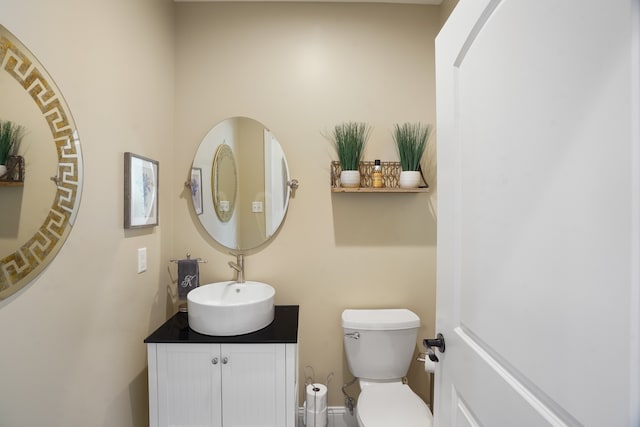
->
[[144, 305, 299, 344]]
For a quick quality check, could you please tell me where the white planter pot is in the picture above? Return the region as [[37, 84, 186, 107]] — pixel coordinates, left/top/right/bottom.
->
[[0, 164, 6, 178], [399, 170, 421, 188], [340, 170, 361, 188]]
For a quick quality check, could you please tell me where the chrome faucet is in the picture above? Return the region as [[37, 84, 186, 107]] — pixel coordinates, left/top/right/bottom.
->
[[228, 253, 245, 283]]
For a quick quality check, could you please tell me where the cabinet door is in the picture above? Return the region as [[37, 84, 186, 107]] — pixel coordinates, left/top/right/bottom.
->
[[156, 343, 222, 427], [220, 344, 286, 427]]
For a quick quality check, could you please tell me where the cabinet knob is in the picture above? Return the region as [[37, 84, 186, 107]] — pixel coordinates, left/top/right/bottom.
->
[[212, 357, 219, 365], [222, 357, 229, 364]]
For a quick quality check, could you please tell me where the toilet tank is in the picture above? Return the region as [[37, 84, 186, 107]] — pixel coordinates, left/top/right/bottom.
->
[[342, 309, 420, 380]]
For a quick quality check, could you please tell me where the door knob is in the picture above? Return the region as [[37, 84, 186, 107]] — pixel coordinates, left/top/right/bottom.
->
[[423, 333, 445, 362], [222, 357, 229, 364], [212, 357, 219, 365]]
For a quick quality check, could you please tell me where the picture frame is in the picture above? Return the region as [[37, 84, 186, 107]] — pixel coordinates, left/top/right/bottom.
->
[[190, 167, 203, 215], [124, 152, 159, 229]]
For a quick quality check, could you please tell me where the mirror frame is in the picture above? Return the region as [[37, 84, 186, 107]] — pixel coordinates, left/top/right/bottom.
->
[[0, 26, 83, 300], [191, 117, 293, 251]]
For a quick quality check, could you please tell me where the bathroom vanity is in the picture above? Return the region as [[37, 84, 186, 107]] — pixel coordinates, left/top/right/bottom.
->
[[144, 305, 299, 427]]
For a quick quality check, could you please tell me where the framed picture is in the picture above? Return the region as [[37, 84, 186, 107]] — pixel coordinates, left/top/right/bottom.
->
[[190, 167, 203, 215], [124, 152, 159, 228]]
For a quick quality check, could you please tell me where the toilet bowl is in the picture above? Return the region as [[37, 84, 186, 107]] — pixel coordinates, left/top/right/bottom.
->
[[342, 309, 433, 427]]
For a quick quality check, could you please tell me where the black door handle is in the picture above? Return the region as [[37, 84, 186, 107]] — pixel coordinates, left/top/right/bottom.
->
[[423, 333, 445, 362]]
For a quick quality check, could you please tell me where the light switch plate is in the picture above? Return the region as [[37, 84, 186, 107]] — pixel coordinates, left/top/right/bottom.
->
[[138, 247, 147, 273]]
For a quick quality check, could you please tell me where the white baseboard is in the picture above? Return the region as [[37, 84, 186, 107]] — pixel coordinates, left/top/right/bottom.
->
[[297, 406, 358, 427]]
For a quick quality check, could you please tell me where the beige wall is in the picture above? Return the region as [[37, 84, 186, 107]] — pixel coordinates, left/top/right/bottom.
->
[[0, 1, 175, 426], [173, 2, 440, 406], [0, 1, 457, 425], [440, 0, 460, 27]]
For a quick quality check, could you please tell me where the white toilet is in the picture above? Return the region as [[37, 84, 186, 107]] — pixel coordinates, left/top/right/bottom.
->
[[342, 308, 433, 427]]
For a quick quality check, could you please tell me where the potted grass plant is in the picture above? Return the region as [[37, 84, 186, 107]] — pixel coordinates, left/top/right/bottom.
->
[[330, 122, 371, 188], [0, 120, 25, 178], [393, 122, 431, 188]]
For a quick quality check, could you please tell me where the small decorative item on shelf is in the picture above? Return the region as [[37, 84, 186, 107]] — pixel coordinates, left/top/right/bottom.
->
[[393, 122, 432, 188], [372, 159, 383, 188], [328, 122, 371, 188], [0, 120, 25, 180]]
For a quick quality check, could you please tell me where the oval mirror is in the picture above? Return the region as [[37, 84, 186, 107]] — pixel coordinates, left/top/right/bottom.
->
[[190, 117, 291, 251], [212, 144, 237, 223], [0, 25, 83, 300]]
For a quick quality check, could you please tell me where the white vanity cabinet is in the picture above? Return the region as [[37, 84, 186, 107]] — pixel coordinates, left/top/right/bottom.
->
[[144, 306, 300, 427], [147, 342, 298, 427]]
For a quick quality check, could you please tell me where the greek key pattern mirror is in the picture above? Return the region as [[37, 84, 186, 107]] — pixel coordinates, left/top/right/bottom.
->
[[0, 26, 82, 299]]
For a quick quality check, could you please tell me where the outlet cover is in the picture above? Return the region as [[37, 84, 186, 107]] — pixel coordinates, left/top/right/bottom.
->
[[252, 201, 263, 213]]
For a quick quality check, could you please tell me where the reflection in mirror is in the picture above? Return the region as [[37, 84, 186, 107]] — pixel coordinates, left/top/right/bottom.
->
[[0, 25, 83, 299], [191, 117, 291, 251], [212, 144, 237, 223]]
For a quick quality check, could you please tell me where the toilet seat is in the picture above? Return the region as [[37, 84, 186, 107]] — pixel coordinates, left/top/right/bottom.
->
[[357, 383, 433, 427]]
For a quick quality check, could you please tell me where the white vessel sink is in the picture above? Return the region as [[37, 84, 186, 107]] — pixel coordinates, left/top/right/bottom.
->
[[187, 281, 275, 336]]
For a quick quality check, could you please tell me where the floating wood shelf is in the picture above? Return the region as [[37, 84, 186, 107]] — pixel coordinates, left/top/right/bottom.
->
[[331, 186, 428, 193], [330, 161, 429, 193]]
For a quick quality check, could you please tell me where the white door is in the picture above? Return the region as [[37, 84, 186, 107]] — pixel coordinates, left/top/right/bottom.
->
[[435, 1, 639, 426], [264, 130, 289, 239]]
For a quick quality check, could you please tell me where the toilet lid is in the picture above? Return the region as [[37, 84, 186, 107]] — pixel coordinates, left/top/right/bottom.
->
[[357, 383, 433, 427]]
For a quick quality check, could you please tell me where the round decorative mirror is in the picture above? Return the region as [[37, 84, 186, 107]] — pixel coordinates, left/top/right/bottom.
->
[[190, 117, 293, 251], [0, 25, 83, 299]]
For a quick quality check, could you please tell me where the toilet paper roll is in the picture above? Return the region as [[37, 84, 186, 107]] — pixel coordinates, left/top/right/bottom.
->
[[305, 383, 328, 412], [424, 356, 437, 373], [305, 407, 327, 427]]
